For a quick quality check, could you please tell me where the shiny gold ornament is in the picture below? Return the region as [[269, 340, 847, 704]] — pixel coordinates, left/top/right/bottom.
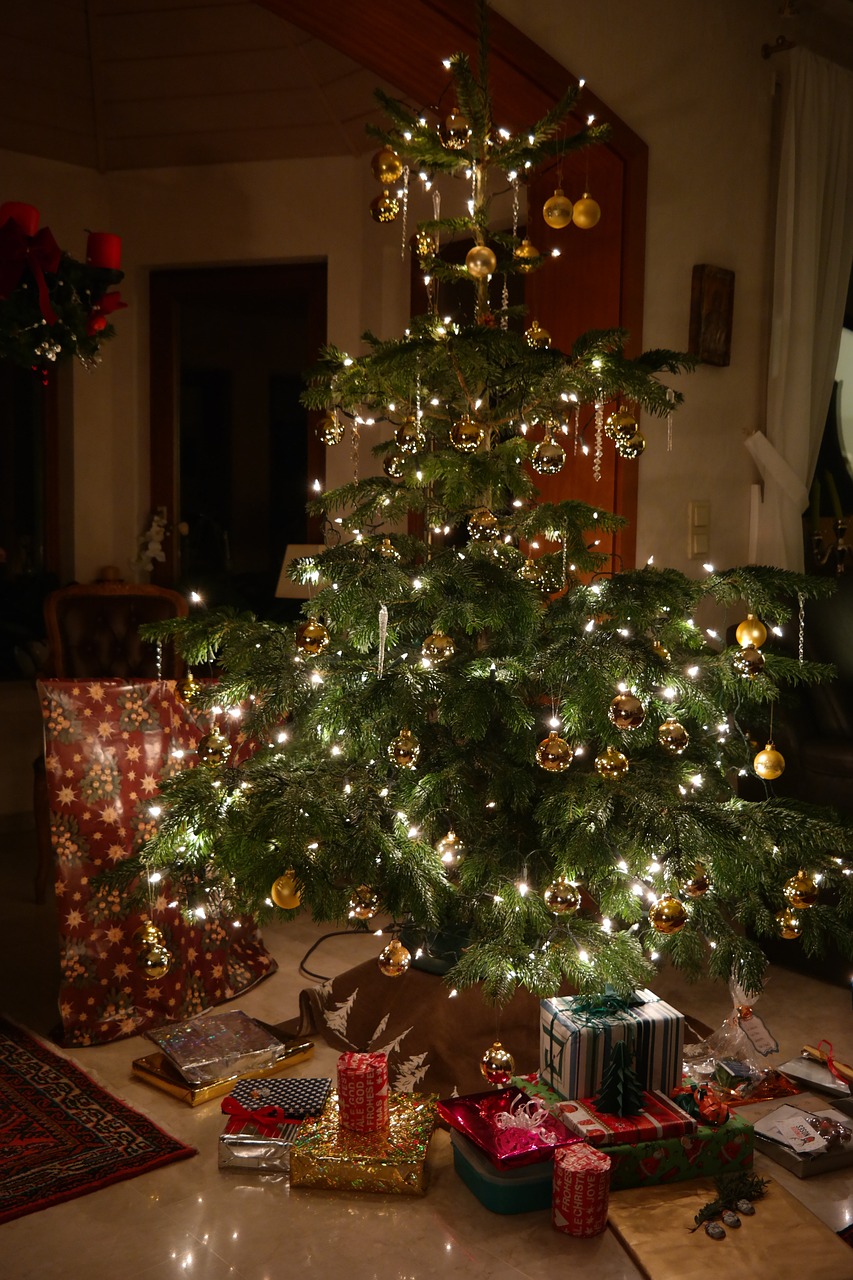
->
[[572, 192, 601, 229], [783, 871, 819, 910], [435, 829, 465, 874], [658, 717, 690, 755], [414, 228, 435, 260], [317, 412, 345, 446], [441, 108, 471, 150], [450, 415, 484, 453], [513, 238, 541, 273], [138, 940, 172, 981], [652, 639, 671, 661], [422, 629, 455, 664], [604, 409, 638, 441], [271, 872, 301, 910], [388, 727, 420, 769], [525, 319, 551, 348], [378, 938, 412, 977], [395, 416, 425, 454], [465, 244, 497, 278], [370, 189, 400, 223], [480, 1040, 515, 1085], [608, 692, 646, 731], [348, 884, 380, 920], [649, 893, 688, 934], [682, 865, 710, 898], [377, 536, 401, 560], [754, 742, 785, 780], [543, 188, 573, 229], [197, 727, 231, 765], [733, 645, 765, 679], [295, 618, 330, 656], [776, 906, 802, 940], [467, 507, 500, 541], [616, 432, 646, 459], [543, 876, 581, 915], [536, 730, 573, 772], [517, 558, 545, 589], [133, 920, 164, 947], [383, 452, 405, 479], [174, 673, 200, 708], [736, 613, 768, 649], [594, 745, 629, 779], [531, 436, 566, 475], [371, 146, 403, 185]]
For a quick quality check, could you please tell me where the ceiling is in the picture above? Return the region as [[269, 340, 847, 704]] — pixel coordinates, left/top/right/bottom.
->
[[0, 1, 851, 174]]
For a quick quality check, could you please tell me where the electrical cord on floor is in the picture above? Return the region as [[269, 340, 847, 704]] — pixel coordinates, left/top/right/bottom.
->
[[297, 930, 368, 981]]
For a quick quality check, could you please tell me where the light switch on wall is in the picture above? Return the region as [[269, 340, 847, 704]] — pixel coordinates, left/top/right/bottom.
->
[[688, 501, 710, 559]]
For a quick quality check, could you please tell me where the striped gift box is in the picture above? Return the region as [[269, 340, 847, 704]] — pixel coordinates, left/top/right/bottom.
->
[[556, 1090, 696, 1146], [337, 1051, 390, 1133], [539, 989, 684, 1101], [552, 1142, 611, 1236]]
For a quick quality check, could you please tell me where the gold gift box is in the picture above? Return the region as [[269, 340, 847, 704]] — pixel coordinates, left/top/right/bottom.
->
[[132, 1036, 314, 1107], [290, 1092, 436, 1195]]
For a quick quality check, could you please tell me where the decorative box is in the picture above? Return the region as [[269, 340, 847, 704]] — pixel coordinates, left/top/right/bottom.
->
[[556, 1090, 697, 1147], [540, 989, 684, 1101], [289, 1091, 436, 1195], [131, 1033, 314, 1106], [450, 1130, 553, 1214], [552, 1142, 611, 1237], [337, 1051, 389, 1133], [603, 1109, 753, 1190], [437, 1086, 578, 1169], [145, 1009, 295, 1087], [753, 1104, 853, 1178], [218, 1076, 332, 1173]]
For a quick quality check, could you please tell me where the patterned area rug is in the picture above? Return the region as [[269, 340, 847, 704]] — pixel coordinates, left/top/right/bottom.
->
[[0, 1019, 195, 1224]]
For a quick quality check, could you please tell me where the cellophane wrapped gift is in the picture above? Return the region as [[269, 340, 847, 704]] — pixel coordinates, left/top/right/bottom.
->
[[289, 1092, 436, 1195], [540, 990, 684, 1101], [147, 1010, 291, 1086], [552, 1143, 611, 1236], [218, 1076, 332, 1172], [556, 1091, 697, 1147], [437, 1085, 577, 1169], [337, 1051, 390, 1133]]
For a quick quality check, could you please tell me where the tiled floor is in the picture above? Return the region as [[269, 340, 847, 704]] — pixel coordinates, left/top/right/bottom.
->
[[2, 828, 853, 1279]]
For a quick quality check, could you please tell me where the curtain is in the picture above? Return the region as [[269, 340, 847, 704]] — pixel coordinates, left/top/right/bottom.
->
[[746, 48, 853, 569]]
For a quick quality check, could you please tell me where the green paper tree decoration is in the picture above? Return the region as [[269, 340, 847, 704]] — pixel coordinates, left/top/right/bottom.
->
[[594, 1040, 645, 1117]]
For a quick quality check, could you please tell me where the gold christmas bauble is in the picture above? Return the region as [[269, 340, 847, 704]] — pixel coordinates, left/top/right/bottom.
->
[[422, 629, 455, 664], [776, 907, 802, 940], [371, 146, 403, 185], [525, 319, 551, 348], [658, 717, 689, 755], [388, 727, 420, 769], [733, 645, 765, 679], [754, 742, 785, 780], [736, 613, 767, 649], [480, 1040, 515, 1085], [378, 938, 412, 977], [572, 193, 601, 229], [414, 228, 435, 260], [531, 437, 566, 475], [133, 920, 164, 947], [604, 409, 638, 441], [317, 412, 345, 446], [513, 238, 541, 273], [536, 730, 573, 772], [682, 865, 710, 898], [465, 244, 497, 278], [609, 692, 646, 731], [378, 536, 401, 560], [383, 452, 405, 479], [543, 188, 573, 229], [197, 727, 231, 765], [271, 872, 301, 910], [616, 432, 646, 460], [370, 189, 400, 223], [435, 829, 465, 874], [296, 618, 330, 656], [595, 745, 629, 779], [543, 876, 581, 915], [395, 416, 425, 454], [783, 871, 819, 910], [652, 639, 671, 661], [174, 673, 200, 708], [348, 884, 380, 920], [467, 507, 500, 541], [442, 108, 471, 150], [138, 940, 172, 980], [518, 558, 545, 589], [649, 893, 687, 934], [450, 415, 484, 453]]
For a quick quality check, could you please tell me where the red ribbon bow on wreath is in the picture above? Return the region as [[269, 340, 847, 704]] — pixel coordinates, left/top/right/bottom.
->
[[0, 216, 62, 324], [87, 290, 127, 336]]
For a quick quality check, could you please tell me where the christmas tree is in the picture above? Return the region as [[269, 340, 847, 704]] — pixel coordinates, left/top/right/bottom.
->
[[131, 3, 853, 1004]]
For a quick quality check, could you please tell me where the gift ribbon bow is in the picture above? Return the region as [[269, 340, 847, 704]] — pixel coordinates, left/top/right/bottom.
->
[[568, 992, 636, 1026], [221, 1096, 299, 1135], [493, 1095, 552, 1137], [0, 218, 61, 325]]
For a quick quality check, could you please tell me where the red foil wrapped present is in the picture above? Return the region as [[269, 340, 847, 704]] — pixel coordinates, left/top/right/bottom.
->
[[437, 1086, 579, 1169], [556, 1090, 697, 1147], [552, 1142, 611, 1237], [337, 1051, 389, 1133]]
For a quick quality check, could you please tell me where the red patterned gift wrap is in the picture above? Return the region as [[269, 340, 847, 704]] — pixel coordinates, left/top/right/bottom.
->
[[552, 1142, 611, 1237], [556, 1090, 697, 1148], [337, 1052, 390, 1133]]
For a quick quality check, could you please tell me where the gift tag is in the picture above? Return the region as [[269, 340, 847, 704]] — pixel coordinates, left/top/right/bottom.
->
[[738, 1011, 778, 1056]]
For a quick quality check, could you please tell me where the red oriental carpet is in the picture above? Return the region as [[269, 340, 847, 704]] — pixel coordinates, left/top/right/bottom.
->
[[0, 1019, 195, 1224]]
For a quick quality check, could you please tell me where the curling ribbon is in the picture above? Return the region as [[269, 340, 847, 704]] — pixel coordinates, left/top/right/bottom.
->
[[377, 603, 388, 678], [0, 218, 61, 324], [816, 1039, 845, 1082], [493, 1094, 551, 1136]]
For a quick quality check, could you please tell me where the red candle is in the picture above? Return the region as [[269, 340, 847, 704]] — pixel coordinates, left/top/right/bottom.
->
[[86, 231, 122, 269], [0, 202, 40, 235]]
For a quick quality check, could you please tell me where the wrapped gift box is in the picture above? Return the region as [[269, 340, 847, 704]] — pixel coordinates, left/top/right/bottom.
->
[[450, 1130, 553, 1214], [753, 1104, 853, 1178], [218, 1076, 332, 1173], [219, 1115, 300, 1172], [552, 1142, 611, 1237], [604, 1109, 753, 1190], [290, 1092, 436, 1195], [146, 1009, 294, 1087], [556, 1090, 697, 1147], [540, 989, 684, 1101], [132, 1033, 314, 1106], [437, 1085, 578, 1170]]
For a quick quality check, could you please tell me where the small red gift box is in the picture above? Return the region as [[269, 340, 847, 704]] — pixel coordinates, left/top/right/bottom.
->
[[556, 1090, 697, 1147], [552, 1142, 611, 1236], [337, 1051, 389, 1133], [437, 1086, 579, 1170]]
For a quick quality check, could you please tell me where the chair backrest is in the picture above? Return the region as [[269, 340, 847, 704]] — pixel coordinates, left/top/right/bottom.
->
[[44, 582, 188, 679]]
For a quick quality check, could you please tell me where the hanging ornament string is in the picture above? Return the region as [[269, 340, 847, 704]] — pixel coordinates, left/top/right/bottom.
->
[[666, 387, 675, 452], [798, 592, 805, 664], [502, 174, 520, 326], [351, 417, 361, 483], [400, 166, 410, 260], [593, 400, 604, 481], [573, 403, 580, 455], [156, 639, 163, 680], [378, 604, 389, 678]]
